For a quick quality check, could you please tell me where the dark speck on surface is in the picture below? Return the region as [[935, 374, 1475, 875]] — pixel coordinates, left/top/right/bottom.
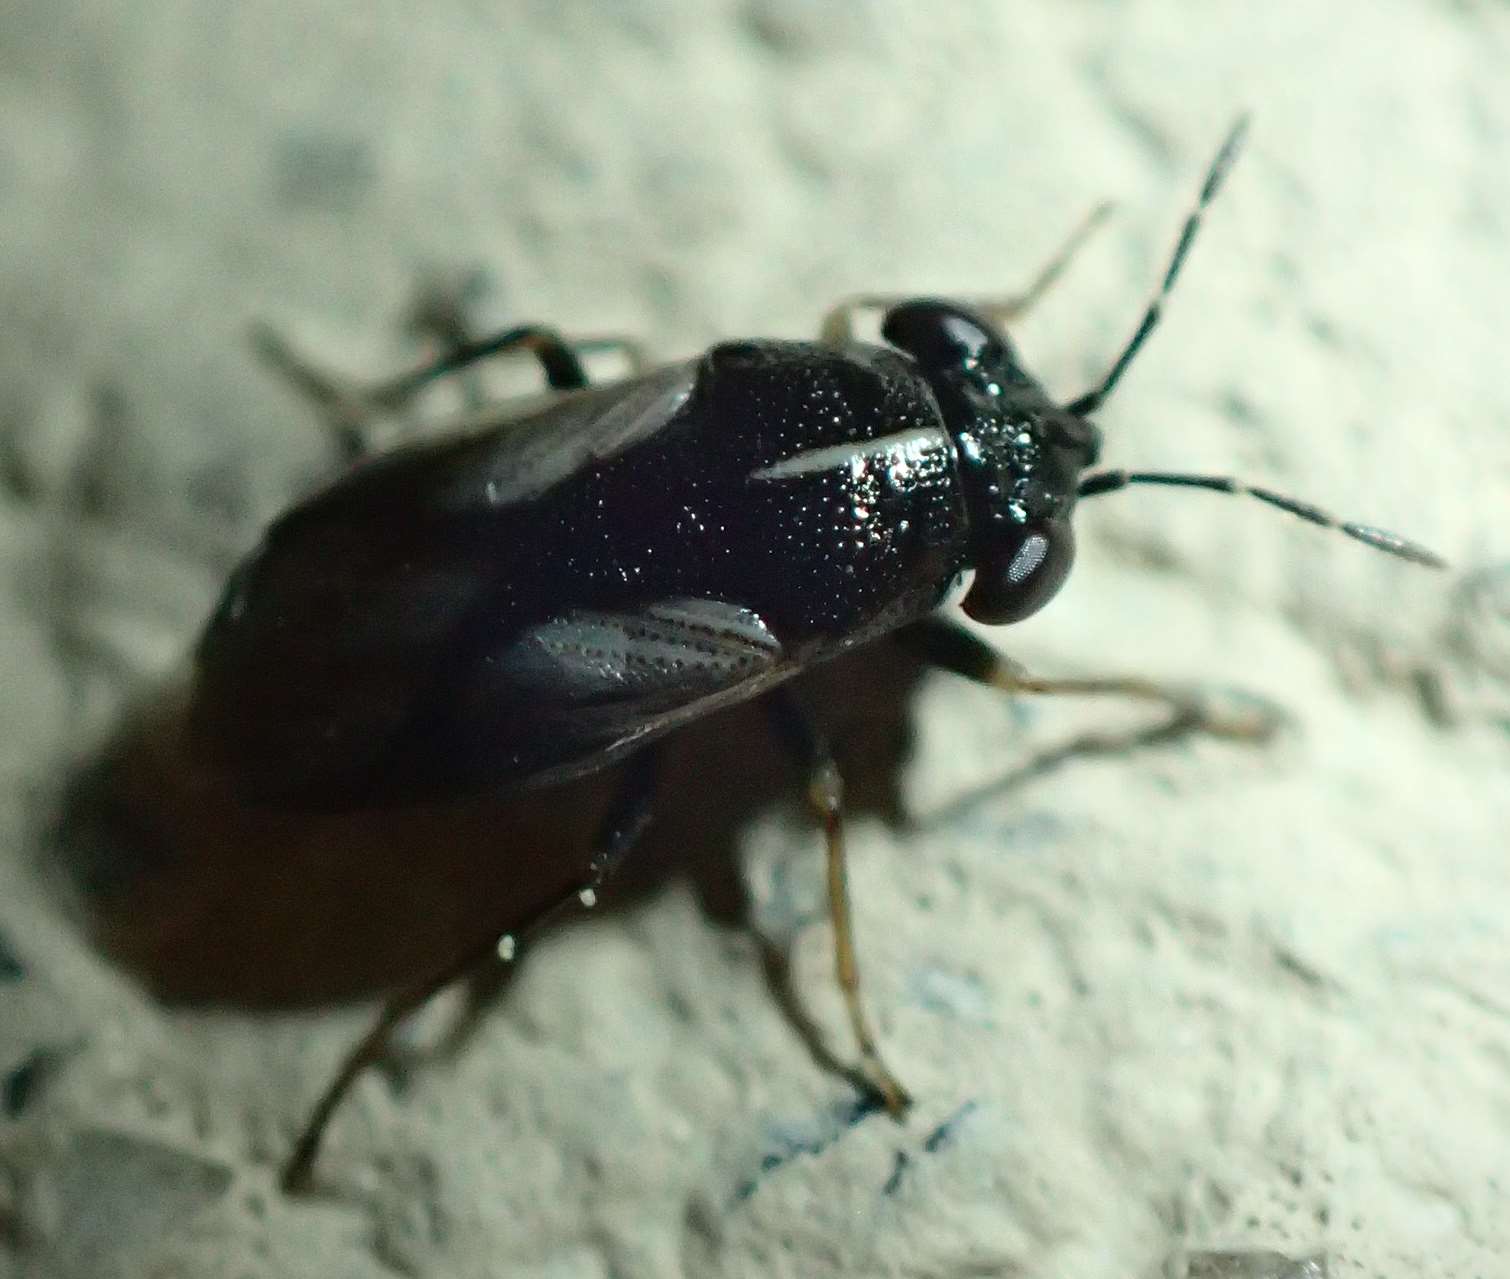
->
[[1220, 390, 1261, 427], [1304, 312, 1343, 350], [923, 1099, 977, 1153], [3, 1045, 68, 1117], [0, 930, 22, 982], [880, 1101, 979, 1196], [273, 129, 377, 213], [881, 1149, 910, 1196]]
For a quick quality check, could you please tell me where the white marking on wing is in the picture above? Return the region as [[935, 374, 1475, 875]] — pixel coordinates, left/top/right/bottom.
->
[[750, 427, 951, 482]]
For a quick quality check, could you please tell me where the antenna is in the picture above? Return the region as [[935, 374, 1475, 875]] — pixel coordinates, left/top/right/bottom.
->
[[1077, 469, 1445, 568], [1067, 115, 1250, 418]]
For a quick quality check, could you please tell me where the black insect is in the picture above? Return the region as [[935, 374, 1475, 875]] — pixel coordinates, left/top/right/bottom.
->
[[187, 117, 1441, 1189]]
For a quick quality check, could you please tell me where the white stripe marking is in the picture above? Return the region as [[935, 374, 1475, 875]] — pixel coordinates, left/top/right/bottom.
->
[[750, 427, 951, 482]]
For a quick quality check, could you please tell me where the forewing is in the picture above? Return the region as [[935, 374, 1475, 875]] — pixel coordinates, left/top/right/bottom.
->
[[188, 504, 494, 800], [456, 598, 791, 785], [307, 360, 697, 517], [189, 362, 701, 802]]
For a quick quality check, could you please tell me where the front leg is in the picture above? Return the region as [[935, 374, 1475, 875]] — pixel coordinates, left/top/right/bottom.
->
[[900, 615, 1283, 741], [819, 201, 1112, 345]]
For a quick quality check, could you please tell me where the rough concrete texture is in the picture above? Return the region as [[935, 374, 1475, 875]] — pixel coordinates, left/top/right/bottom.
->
[[3, 2, 1509, 1277]]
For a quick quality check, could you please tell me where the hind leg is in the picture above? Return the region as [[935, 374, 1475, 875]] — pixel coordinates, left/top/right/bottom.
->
[[253, 280, 648, 461], [281, 747, 661, 1193]]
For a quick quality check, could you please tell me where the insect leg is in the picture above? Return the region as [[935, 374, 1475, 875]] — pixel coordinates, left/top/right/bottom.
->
[[818, 201, 1113, 345], [369, 325, 591, 399], [570, 335, 651, 375], [252, 322, 593, 460], [280, 747, 660, 1194], [903, 615, 1282, 740], [764, 688, 914, 1119], [405, 284, 649, 414], [404, 276, 651, 378]]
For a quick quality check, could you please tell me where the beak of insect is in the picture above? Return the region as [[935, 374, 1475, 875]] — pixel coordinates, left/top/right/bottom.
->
[[961, 520, 1077, 625]]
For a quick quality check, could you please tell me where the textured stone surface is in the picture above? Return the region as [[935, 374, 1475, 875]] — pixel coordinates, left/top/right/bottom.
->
[[2, 2, 1508, 1276]]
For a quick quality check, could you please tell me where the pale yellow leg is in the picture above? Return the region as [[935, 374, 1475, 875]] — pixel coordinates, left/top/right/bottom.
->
[[819, 201, 1114, 345]]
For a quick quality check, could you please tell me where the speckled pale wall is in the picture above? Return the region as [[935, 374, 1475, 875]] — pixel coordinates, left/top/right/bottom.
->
[[2, 3, 1508, 1277]]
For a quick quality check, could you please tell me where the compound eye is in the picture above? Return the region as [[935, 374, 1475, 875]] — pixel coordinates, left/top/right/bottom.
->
[[961, 522, 1076, 625]]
